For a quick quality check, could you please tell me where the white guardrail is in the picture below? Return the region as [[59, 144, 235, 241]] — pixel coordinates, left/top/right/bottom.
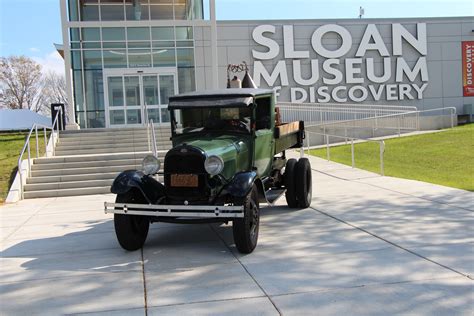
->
[[305, 131, 386, 176], [17, 108, 63, 199], [278, 103, 457, 137], [278, 102, 418, 124]]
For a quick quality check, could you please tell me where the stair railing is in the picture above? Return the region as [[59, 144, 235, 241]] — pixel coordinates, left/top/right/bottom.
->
[[149, 119, 158, 157], [144, 102, 151, 152], [17, 108, 63, 199]]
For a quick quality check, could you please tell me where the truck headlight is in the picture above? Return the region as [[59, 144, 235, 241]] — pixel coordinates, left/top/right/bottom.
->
[[142, 155, 160, 175], [204, 155, 224, 176]]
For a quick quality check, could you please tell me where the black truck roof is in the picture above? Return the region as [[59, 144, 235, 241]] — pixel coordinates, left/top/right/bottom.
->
[[168, 88, 274, 109]]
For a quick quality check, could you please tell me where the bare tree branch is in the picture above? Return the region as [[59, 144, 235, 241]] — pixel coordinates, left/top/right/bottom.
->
[[0, 57, 70, 122], [0, 56, 43, 111]]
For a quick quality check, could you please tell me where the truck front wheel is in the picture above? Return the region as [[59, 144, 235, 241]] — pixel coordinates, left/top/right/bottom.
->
[[233, 186, 260, 254], [114, 192, 150, 251]]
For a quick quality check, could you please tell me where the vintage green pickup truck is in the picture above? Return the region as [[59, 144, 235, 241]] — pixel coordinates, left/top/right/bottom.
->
[[104, 88, 312, 253]]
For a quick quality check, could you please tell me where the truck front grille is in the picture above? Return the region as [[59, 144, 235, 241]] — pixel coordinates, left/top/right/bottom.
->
[[164, 145, 209, 201]]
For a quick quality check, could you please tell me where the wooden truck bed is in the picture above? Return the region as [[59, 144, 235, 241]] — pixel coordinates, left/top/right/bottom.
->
[[274, 121, 304, 154]]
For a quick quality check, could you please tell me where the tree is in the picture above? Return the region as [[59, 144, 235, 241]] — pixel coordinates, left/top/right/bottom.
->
[[0, 56, 43, 112], [40, 71, 69, 121]]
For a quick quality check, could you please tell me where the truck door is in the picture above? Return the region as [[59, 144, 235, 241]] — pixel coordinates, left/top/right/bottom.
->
[[253, 97, 274, 177]]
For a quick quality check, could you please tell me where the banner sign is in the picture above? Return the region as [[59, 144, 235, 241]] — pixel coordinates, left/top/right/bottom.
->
[[462, 41, 474, 97]]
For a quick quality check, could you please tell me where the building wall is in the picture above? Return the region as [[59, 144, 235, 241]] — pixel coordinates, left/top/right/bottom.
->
[[195, 17, 474, 114]]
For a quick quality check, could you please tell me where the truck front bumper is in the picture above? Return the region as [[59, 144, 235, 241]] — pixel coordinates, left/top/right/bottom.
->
[[104, 202, 244, 218]]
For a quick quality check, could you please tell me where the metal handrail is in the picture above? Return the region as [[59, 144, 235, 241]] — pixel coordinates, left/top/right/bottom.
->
[[306, 131, 386, 176], [17, 108, 63, 199], [149, 119, 158, 157], [303, 107, 457, 140], [144, 103, 151, 151], [278, 101, 418, 112], [278, 102, 418, 127], [307, 107, 457, 130]]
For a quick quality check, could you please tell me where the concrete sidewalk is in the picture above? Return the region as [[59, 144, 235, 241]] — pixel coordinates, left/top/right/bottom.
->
[[1, 155, 473, 315]]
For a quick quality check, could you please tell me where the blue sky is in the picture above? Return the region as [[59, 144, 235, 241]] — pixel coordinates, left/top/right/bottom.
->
[[0, 0, 472, 73]]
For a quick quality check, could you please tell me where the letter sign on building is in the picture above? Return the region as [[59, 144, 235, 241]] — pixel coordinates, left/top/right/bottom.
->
[[462, 41, 474, 97], [251, 23, 430, 103]]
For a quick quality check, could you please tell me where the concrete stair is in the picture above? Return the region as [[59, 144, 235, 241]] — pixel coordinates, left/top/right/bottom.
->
[[23, 127, 171, 199]]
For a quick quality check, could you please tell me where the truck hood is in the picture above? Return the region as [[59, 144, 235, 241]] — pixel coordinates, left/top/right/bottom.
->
[[185, 135, 249, 158]]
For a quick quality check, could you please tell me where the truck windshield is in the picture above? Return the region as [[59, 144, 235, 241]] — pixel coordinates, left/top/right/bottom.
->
[[173, 107, 252, 134]]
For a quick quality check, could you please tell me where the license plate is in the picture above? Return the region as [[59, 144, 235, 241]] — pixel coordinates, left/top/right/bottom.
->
[[170, 174, 198, 187]]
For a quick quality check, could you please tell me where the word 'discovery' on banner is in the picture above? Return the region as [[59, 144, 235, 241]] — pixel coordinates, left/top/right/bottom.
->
[[462, 41, 474, 97]]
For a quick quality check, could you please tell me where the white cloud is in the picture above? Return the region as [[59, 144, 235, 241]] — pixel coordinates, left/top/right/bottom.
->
[[29, 47, 40, 53], [32, 50, 65, 76]]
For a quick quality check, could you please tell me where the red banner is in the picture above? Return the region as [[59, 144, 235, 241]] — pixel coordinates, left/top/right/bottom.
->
[[462, 41, 474, 97]]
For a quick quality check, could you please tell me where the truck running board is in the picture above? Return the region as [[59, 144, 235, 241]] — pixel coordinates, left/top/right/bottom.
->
[[265, 188, 286, 205], [104, 202, 244, 218]]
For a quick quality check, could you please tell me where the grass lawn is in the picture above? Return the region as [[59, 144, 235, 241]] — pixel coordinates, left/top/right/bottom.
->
[[0, 131, 50, 203], [310, 124, 474, 191]]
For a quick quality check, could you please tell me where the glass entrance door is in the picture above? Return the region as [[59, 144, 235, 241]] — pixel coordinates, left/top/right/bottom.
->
[[142, 74, 175, 125], [106, 72, 176, 127]]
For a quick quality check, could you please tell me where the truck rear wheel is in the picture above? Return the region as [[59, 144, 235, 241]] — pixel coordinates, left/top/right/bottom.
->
[[284, 158, 298, 208], [233, 186, 260, 254], [114, 192, 150, 251], [295, 158, 312, 208]]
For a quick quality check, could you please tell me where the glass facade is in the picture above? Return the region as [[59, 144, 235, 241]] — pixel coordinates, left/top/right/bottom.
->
[[69, 0, 204, 22], [67, 0, 202, 128]]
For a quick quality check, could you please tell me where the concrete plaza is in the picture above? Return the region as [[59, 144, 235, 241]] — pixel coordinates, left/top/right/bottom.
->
[[1, 155, 473, 315]]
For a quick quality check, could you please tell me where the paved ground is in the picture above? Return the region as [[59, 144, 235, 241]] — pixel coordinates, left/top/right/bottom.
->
[[1, 154, 473, 315]]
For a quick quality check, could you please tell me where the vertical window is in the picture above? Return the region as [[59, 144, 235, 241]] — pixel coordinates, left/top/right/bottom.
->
[[83, 50, 103, 70], [71, 51, 82, 70], [173, 0, 189, 20], [80, 0, 99, 21], [73, 70, 84, 114], [100, 0, 125, 21], [68, 0, 80, 21], [176, 48, 194, 67], [152, 48, 176, 67], [102, 27, 126, 41], [82, 28, 101, 41], [149, 0, 174, 20], [178, 68, 195, 93], [125, 0, 150, 20], [128, 50, 152, 68], [84, 70, 104, 111], [70, 28, 81, 42], [175, 26, 193, 40], [193, 0, 203, 19], [151, 27, 174, 40], [103, 50, 127, 68], [108, 77, 124, 107], [127, 27, 150, 41]]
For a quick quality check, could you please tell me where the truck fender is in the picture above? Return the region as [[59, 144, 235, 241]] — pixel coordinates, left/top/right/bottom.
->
[[224, 171, 265, 201], [111, 170, 165, 204]]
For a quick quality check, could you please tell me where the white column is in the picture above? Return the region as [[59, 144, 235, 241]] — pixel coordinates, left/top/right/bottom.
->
[[60, 0, 80, 129], [209, 0, 219, 89]]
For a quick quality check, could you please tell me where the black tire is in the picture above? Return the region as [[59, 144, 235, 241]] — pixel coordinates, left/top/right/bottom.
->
[[233, 186, 260, 254], [114, 192, 150, 251], [295, 158, 312, 208], [284, 158, 298, 208]]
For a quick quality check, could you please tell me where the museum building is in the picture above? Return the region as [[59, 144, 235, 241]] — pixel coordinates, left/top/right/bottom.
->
[[60, 0, 474, 129]]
